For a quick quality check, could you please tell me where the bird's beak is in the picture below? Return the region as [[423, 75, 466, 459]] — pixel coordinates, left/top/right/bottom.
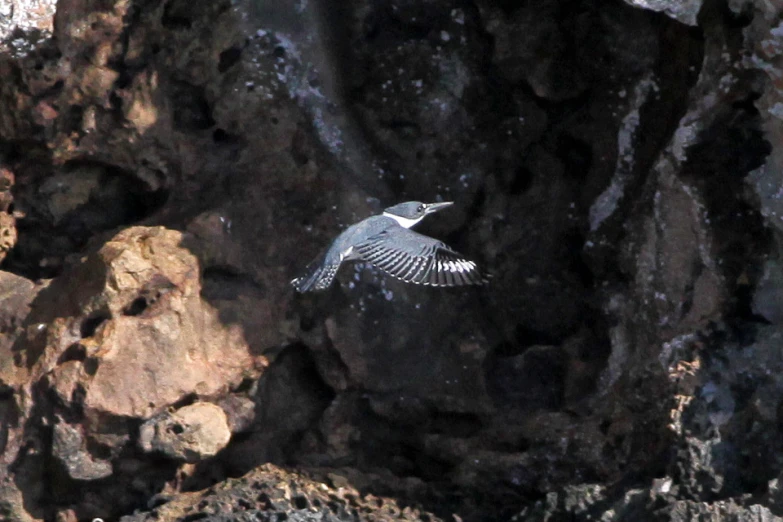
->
[[424, 201, 454, 214]]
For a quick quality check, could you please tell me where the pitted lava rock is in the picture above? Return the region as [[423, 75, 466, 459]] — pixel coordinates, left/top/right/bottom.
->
[[0, 0, 781, 521]]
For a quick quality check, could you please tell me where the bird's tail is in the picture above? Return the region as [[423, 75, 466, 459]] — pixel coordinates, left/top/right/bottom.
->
[[291, 256, 341, 293]]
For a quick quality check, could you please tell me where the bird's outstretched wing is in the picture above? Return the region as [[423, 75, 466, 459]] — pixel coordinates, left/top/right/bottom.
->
[[354, 227, 488, 287]]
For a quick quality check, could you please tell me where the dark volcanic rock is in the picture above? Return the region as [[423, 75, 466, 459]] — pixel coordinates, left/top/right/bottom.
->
[[0, 0, 781, 521]]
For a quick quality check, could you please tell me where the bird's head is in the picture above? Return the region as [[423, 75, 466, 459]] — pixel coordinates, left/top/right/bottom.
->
[[382, 201, 453, 228]]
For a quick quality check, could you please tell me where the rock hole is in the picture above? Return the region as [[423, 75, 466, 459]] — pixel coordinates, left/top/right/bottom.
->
[[169, 423, 184, 435], [273, 46, 285, 58], [171, 82, 215, 130], [123, 297, 148, 316], [557, 134, 592, 180], [58, 343, 86, 365], [256, 492, 272, 509], [171, 393, 197, 410], [236, 498, 253, 510], [276, 513, 288, 521], [218, 46, 242, 73], [115, 69, 134, 89], [0, 383, 13, 399], [81, 312, 109, 338], [293, 495, 308, 510], [509, 166, 533, 195], [85, 436, 113, 460], [84, 357, 99, 376], [211, 128, 241, 147], [233, 377, 255, 393], [161, 2, 193, 29], [108, 91, 123, 118], [71, 383, 87, 413], [213, 128, 228, 143]]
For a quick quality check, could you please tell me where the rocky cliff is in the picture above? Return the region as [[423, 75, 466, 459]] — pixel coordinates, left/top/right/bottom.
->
[[1, 0, 782, 521]]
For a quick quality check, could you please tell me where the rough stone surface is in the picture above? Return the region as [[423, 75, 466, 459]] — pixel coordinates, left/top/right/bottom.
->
[[0, 0, 56, 56], [0, 0, 781, 521], [139, 402, 232, 462], [52, 418, 113, 480], [623, 0, 703, 26], [119, 464, 442, 522], [35, 226, 264, 422]]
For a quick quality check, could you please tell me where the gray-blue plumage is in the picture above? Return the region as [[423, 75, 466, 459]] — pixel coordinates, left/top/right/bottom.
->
[[291, 201, 488, 292]]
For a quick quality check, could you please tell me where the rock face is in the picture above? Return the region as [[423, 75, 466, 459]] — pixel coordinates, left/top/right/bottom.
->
[[38, 226, 262, 422], [0, 0, 782, 521], [119, 464, 442, 522], [139, 402, 232, 462]]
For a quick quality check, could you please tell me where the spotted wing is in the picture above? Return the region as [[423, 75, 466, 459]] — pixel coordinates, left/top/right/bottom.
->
[[354, 227, 487, 287]]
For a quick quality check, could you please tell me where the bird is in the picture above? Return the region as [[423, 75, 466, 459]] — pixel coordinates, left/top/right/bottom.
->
[[291, 201, 489, 292]]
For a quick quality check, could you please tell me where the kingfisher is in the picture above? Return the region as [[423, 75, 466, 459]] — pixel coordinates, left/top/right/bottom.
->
[[291, 201, 489, 292]]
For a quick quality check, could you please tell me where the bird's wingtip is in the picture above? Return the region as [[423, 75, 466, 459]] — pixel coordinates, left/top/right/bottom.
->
[[290, 277, 304, 292]]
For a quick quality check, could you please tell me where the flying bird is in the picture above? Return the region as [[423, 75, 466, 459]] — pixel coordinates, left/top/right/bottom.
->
[[291, 201, 488, 292]]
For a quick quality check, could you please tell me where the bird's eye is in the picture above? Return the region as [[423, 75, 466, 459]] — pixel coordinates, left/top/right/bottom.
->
[[417, 205, 424, 213]]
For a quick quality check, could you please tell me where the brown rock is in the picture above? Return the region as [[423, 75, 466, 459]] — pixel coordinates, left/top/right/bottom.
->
[[37, 226, 264, 421], [0, 213, 17, 264], [0, 271, 39, 387], [119, 463, 443, 522], [138, 402, 231, 462], [0, 167, 14, 212]]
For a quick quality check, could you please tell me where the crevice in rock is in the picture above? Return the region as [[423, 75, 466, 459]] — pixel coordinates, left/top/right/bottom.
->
[[169, 393, 199, 412], [57, 343, 87, 365], [123, 275, 177, 317], [211, 128, 241, 147], [171, 81, 216, 131], [4, 159, 169, 280], [556, 133, 593, 181], [83, 357, 100, 376], [80, 310, 110, 338], [508, 166, 534, 195], [123, 296, 149, 317], [161, 0, 195, 30], [218, 46, 243, 73]]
